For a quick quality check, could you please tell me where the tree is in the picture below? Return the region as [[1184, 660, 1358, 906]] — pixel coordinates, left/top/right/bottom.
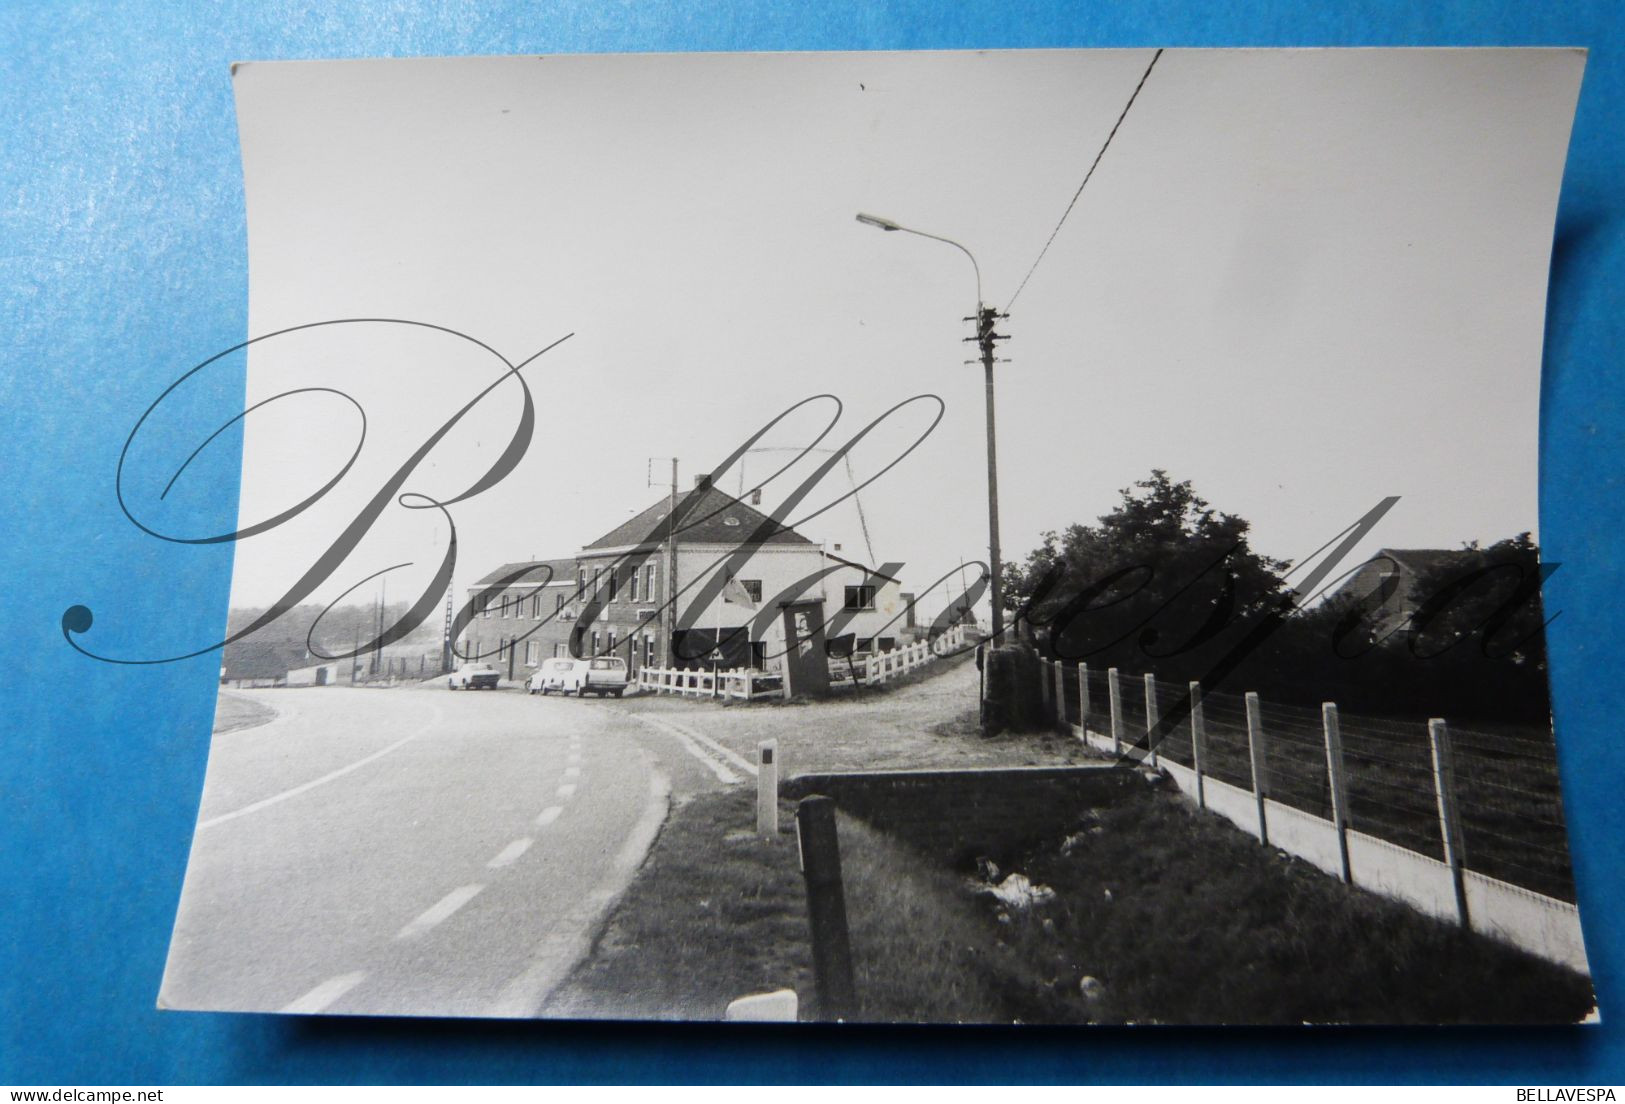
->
[[1005, 470, 1287, 681]]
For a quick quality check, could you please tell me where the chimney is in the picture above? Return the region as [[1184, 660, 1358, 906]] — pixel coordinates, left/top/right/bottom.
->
[[749, 488, 762, 506], [694, 474, 710, 489]]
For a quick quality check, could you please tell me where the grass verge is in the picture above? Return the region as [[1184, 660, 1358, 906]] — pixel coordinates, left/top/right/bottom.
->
[[548, 781, 1594, 1024]]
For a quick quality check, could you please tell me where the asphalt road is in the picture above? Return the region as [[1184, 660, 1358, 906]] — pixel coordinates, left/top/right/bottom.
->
[[159, 682, 742, 1018]]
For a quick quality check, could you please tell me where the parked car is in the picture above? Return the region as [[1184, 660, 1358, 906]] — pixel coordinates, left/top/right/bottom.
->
[[448, 662, 500, 690], [530, 656, 629, 697], [529, 658, 576, 695]]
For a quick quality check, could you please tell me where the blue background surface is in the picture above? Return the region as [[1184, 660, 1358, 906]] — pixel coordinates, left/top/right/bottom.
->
[[2, 1, 1621, 1085]]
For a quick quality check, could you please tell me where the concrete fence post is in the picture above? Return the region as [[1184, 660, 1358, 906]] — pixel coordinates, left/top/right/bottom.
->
[[1322, 702, 1352, 883], [1108, 667, 1124, 757], [1429, 718, 1471, 928], [1245, 691, 1270, 846], [1078, 663, 1090, 739], [1053, 659, 1067, 728], [1142, 672, 1160, 768], [1189, 680, 1207, 810]]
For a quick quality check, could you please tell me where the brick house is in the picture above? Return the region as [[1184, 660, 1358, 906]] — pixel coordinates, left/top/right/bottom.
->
[[460, 481, 908, 680], [1324, 547, 1481, 636], [460, 557, 579, 680]]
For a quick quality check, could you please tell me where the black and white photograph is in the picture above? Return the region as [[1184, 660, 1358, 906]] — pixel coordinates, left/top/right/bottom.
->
[[148, 47, 1594, 1024]]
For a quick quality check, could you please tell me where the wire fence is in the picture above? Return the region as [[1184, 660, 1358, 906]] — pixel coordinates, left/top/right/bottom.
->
[[1044, 659, 1575, 903]]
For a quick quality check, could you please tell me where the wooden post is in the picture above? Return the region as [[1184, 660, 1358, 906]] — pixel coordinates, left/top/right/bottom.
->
[[1108, 667, 1124, 757], [1245, 691, 1269, 846], [1429, 718, 1471, 927], [757, 740, 779, 841], [1078, 663, 1090, 738], [1053, 659, 1066, 728], [1322, 702, 1352, 883], [795, 796, 856, 1019], [1143, 672, 1160, 768], [1189, 680, 1207, 810]]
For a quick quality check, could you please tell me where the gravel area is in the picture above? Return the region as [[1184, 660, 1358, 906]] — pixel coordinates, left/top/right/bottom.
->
[[617, 654, 1097, 775]]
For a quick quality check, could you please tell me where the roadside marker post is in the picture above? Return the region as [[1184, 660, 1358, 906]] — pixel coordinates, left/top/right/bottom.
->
[[757, 740, 779, 842], [794, 795, 856, 1020]]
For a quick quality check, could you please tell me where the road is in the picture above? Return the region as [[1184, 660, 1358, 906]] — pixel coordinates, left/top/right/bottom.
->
[[159, 682, 746, 1018]]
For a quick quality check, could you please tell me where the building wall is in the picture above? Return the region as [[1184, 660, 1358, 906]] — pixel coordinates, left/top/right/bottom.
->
[[462, 542, 911, 676], [461, 579, 579, 679]]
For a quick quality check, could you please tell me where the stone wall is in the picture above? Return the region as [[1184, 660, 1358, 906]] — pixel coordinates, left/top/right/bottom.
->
[[781, 764, 1139, 862]]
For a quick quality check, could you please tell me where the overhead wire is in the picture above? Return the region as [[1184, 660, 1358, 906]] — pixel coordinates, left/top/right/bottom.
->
[[1006, 48, 1164, 309]]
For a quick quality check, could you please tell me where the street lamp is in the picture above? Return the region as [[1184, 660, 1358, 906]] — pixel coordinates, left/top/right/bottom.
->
[[855, 212, 1005, 644]]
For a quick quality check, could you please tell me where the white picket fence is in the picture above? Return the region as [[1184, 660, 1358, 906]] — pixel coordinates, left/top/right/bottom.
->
[[839, 624, 969, 685], [636, 665, 785, 701], [636, 624, 970, 701]]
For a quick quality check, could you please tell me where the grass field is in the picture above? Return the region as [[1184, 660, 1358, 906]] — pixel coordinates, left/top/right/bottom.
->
[[1065, 670, 1577, 901]]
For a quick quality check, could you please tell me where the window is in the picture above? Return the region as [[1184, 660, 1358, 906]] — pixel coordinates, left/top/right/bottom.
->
[[629, 568, 640, 603], [608, 567, 618, 603], [645, 564, 657, 601], [740, 579, 763, 604], [645, 633, 656, 668], [844, 584, 876, 611], [525, 640, 539, 665], [593, 568, 602, 600], [578, 567, 588, 597], [591, 631, 600, 655], [481, 595, 492, 619], [555, 593, 565, 614], [878, 637, 896, 653], [553, 642, 563, 658], [500, 597, 511, 618], [531, 594, 541, 618]]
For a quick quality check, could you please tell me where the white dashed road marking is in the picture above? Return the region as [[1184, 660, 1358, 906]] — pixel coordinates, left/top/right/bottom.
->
[[535, 806, 564, 827], [564, 765, 580, 778], [556, 782, 577, 799], [486, 838, 534, 869], [397, 884, 484, 940], [486, 766, 672, 1017], [281, 971, 366, 1015]]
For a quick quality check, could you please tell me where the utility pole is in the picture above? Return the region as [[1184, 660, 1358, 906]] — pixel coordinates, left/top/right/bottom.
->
[[442, 583, 454, 674], [666, 458, 679, 667], [965, 305, 1009, 642]]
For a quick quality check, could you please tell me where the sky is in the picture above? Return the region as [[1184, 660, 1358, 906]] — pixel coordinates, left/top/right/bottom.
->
[[208, 48, 1584, 621]]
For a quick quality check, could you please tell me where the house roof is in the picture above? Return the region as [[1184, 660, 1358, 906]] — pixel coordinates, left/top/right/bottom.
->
[[583, 483, 815, 551], [472, 558, 577, 588]]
